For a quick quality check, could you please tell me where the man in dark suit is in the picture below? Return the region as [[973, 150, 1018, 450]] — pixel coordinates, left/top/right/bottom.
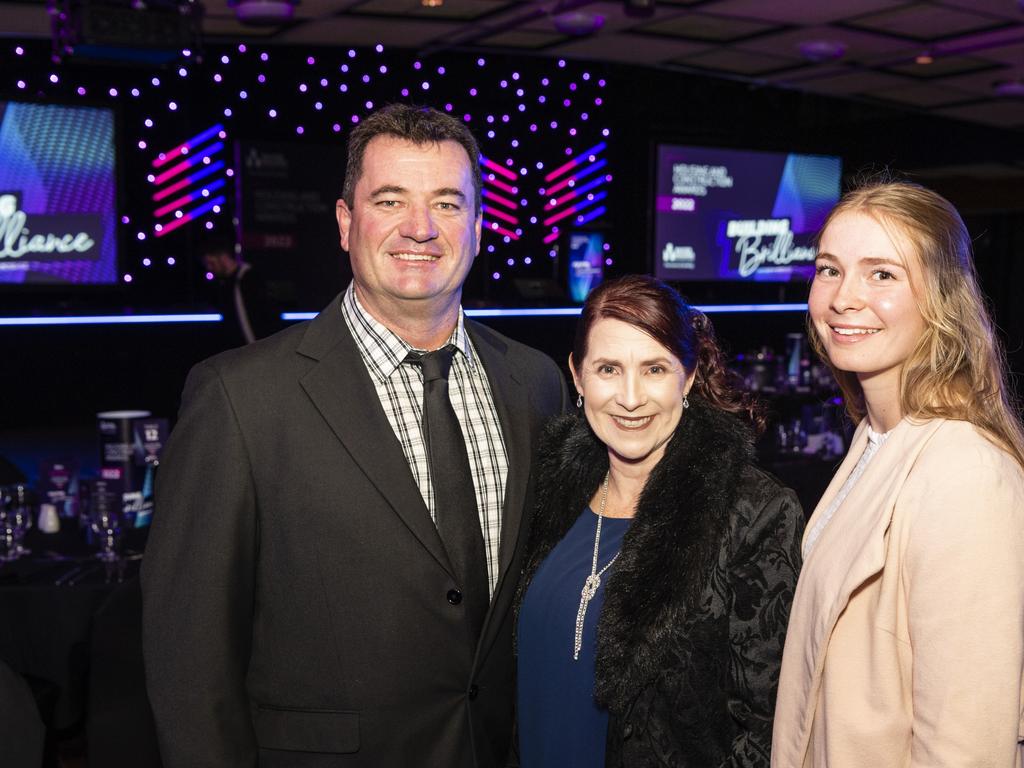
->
[[141, 105, 568, 767]]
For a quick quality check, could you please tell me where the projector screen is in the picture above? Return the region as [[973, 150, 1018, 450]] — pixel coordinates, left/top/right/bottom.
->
[[0, 100, 118, 286], [653, 144, 840, 282]]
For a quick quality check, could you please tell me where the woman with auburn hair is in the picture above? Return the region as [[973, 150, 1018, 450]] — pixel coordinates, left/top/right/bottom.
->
[[772, 180, 1024, 768], [516, 275, 803, 767]]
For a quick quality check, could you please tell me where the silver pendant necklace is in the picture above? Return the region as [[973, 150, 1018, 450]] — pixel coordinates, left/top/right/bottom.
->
[[573, 471, 617, 661]]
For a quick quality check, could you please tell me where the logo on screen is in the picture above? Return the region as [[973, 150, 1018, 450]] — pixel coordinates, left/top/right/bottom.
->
[[0, 193, 100, 262], [725, 218, 816, 278]]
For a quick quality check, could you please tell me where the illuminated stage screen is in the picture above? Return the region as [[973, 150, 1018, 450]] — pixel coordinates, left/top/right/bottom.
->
[[0, 101, 118, 285], [653, 145, 840, 282]]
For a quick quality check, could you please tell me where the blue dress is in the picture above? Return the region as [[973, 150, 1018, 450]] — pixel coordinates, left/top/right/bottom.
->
[[517, 507, 631, 767]]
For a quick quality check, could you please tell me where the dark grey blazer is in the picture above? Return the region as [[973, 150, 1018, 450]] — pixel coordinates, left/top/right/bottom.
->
[[141, 295, 569, 768]]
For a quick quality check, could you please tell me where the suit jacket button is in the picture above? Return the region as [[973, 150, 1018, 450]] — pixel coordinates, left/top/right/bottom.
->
[[447, 589, 463, 605], [622, 723, 633, 739], [468, 685, 479, 700]]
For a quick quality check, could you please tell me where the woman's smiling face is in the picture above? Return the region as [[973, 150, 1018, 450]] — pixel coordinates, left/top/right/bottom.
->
[[571, 318, 693, 473], [809, 210, 927, 391]]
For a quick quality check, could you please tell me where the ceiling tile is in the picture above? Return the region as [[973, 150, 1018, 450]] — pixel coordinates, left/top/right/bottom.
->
[[0, 2, 56, 35], [348, 0, 515, 20], [864, 81, 976, 106], [782, 67, 913, 95], [737, 24, 915, 62], [843, 1, 1012, 42], [278, 16, 452, 47], [553, 34, 712, 64], [672, 47, 807, 76], [631, 11, 784, 43], [703, 0, 897, 26], [474, 29, 568, 49], [883, 54, 1003, 79]]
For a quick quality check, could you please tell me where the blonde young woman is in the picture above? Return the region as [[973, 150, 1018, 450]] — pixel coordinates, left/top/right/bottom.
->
[[772, 181, 1024, 767]]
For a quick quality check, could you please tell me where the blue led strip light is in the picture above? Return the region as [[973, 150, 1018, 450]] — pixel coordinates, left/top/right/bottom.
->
[[0, 314, 224, 326], [281, 303, 808, 321]]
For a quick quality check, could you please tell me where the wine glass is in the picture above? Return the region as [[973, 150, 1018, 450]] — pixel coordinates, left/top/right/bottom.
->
[[87, 483, 124, 564], [0, 484, 34, 561]]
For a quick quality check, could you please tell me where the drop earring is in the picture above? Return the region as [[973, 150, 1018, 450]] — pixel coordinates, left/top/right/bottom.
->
[[576, 393, 583, 408]]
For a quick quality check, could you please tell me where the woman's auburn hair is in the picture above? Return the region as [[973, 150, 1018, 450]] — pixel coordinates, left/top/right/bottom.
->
[[809, 179, 1024, 469]]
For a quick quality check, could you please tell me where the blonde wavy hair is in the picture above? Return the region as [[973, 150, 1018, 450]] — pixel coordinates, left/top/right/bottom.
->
[[808, 180, 1024, 469]]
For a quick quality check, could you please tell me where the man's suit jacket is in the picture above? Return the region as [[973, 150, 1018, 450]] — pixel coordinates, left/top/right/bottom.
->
[[772, 418, 1024, 768], [141, 295, 569, 768]]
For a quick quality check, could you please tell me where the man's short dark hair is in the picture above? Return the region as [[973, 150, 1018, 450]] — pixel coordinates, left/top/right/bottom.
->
[[342, 104, 482, 214]]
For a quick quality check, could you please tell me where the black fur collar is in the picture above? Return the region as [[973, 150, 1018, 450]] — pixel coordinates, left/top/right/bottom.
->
[[522, 395, 755, 712]]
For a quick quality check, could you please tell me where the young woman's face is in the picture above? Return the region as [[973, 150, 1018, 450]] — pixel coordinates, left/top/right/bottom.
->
[[809, 210, 927, 391], [571, 318, 693, 474]]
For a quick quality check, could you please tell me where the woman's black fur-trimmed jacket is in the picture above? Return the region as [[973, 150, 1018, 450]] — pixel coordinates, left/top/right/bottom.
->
[[517, 397, 803, 767]]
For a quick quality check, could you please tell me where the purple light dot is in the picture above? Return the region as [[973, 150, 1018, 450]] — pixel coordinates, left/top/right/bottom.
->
[[260, 52, 269, 62], [351, 115, 360, 124], [258, 74, 266, 83], [16, 80, 25, 90], [511, 140, 519, 148], [226, 168, 234, 177], [603, 243, 611, 251], [123, 274, 133, 283], [500, 80, 508, 88], [362, 74, 370, 83], [605, 174, 612, 181], [541, 78, 549, 86], [538, 95, 546, 104], [602, 128, 610, 137], [340, 84, 348, 93], [598, 79, 606, 87], [49, 73, 59, 83], [238, 43, 247, 53], [15, 46, 24, 55], [379, 65, 387, 74], [206, 271, 214, 281], [469, 88, 477, 96], [463, 114, 471, 122], [487, 130, 495, 138], [268, 108, 277, 118], [569, 83, 577, 91], [486, 115, 494, 124], [131, 88, 140, 97], [506, 158, 514, 167], [477, 58, 485, 66], [437, 66, 445, 75], [530, 216, 538, 224], [221, 55, 230, 65], [487, 245, 496, 253], [563, 99, 571, 107], [525, 257, 532, 265], [529, 124, 537, 132], [569, 128, 577, 136], [517, 104, 526, 113], [414, 61, 422, 70], [307, 56, 315, 65], [174, 211, 183, 219], [348, 49, 356, 58], [202, 157, 210, 165], [137, 140, 147, 149], [168, 101, 178, 111], [516, 89, 524, 98], [501, 114, 509, 122], [551, 121, 558, 129], [240, 90, 248, 99], [299, 83, 307, 92], [320, 78, 328, 86], [583, 72, 590, 80], [512, 72, 520, 80], [178, 67, 187, 77], [518, 167, 527, 175], [167, 256, 177, 265], [506, 258, 514, 266], [520, 197, 528, 205], [375, 43, 384, 53], [605, 258, 613, 266], [444, 103, 453, 111], [564, 147, 572, 155], [146, 174, 156, 183], [492, 272, 500, 279], [143, 258, 152, 267], [333, 123, 341, 132], [421, 81, 430, 90], [77, 86, 86, 96], [205, 221, 214, 230], [581, 113, 589, 121], [535, 162, 544, 170], [558, 60, 566, 68], [121, 215, 130, 224], [365, 100, 373, 109], [224, 108, 233, 117], [341, 64, 349, 73], [108, 87, 118, 97], [594, 96, 602, 106], [214, 73, 222, 83], [137, 232, 146, 241], [315, 101, 323, 111], [296, 126, 304, 135], [401, 88, 410, 97], [211, 205, 221, 213]]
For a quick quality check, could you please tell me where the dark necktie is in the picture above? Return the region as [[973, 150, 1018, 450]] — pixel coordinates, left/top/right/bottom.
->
[[410, 345, 489, 640]]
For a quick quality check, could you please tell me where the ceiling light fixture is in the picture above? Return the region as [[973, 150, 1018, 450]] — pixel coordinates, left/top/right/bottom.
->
[[993, 78, 1024, 97], [915, 50, 934, 65], [421, 0, 443, 7], [229, 0, 298, 25], [798, 40, 847, 63], [623, 0, 655, 18], [553, 10, 605, 36]]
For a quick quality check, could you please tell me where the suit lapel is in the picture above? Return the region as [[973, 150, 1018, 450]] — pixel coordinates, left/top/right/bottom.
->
[[786, 418, 945, 763], [296, 300, 454, 580]]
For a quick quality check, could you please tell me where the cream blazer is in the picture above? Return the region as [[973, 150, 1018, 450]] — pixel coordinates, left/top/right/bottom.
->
[[772, 417, 1024, 768]]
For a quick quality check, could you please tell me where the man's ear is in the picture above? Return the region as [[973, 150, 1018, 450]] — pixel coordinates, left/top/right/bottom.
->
[[336, 199, 352, 252]]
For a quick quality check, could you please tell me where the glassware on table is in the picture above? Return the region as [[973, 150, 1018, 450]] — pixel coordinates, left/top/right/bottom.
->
[[85, 481, 125, 564], [0, 484, 34, 561]]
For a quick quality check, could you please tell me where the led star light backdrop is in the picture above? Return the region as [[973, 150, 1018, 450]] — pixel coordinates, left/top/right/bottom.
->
[[0, 100, 118, 285], [653, 145, 840, 283]]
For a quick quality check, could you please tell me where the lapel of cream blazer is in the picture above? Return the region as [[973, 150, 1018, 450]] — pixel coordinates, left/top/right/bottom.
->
[[773, 417, 946, 766]]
